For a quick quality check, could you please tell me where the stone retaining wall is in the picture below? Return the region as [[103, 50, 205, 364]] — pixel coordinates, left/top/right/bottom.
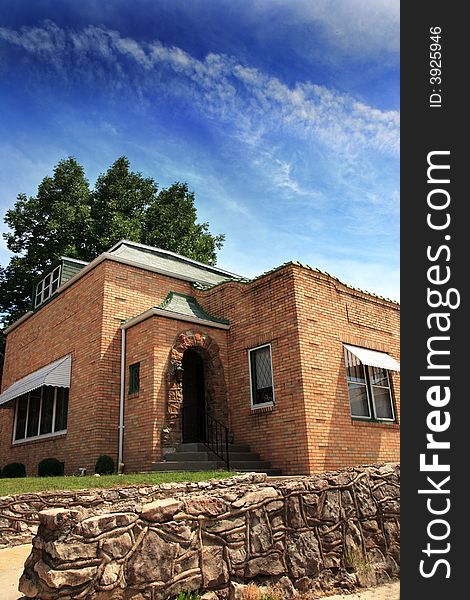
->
[[18, 464, 400, 599], [0, 474, 263, 548]]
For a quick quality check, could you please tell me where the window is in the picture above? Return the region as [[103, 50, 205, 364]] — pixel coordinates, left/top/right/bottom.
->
[[249, 344, 275, 407], [35, 265, 61, 308], [344, 348, 395, 421], [128, 363, 140, 394], [14, 386, 69, 442]]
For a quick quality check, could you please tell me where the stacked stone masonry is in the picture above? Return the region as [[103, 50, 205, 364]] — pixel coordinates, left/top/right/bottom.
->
[[0, 474, 265, 549], [18, 464, 400, 599]]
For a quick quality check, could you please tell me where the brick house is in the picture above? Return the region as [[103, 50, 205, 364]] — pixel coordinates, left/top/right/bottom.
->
[[0, 240, 400, 476]]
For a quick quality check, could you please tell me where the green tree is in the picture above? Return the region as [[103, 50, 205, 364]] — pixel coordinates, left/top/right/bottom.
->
[[143, 182, 224, 263], [88, 156, 154, 256], [0, 154, 224, 336], [88, 157, 224, 262], [1, 157, 92, 326]]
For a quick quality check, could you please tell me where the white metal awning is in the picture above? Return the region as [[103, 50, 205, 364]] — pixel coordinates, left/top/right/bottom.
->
[[0, 355, 72, 407], [343, 344, 400, 372]]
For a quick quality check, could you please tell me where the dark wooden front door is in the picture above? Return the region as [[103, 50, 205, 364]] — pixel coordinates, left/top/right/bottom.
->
[[182, 349, 206, 442]]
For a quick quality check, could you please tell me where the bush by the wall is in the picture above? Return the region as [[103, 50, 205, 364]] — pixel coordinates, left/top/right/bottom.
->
[[38, 458, 64, 477], [95, 454, 115, 475], [2, 462, 26, 478]]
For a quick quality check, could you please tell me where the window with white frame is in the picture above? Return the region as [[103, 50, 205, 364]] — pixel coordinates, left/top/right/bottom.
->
[[14, 386, 69, 442], [35, 265, 61, 308], [344, 348, 395, 421], [249, 344, 275, 407]]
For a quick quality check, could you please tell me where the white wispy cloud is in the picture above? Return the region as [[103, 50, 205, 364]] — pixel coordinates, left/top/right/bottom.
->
[[251, 153, 325, 202], [0, 21, 399, 158], [252, 0, 400, 59], [0, 17, 399, 296]]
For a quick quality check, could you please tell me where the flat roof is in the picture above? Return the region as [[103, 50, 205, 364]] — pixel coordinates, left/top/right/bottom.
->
[[3, 241, 398, 335]]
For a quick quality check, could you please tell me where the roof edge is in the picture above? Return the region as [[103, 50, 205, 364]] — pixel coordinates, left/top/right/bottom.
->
[[3, 250, 398, 336], [157, 291, 230, 325], [109, 239, 244, 280], [121, 306, 230, 331], [60, 256, 89, 265], [3, 252, 236, 335], [195, 260, 400, 306], [2, 311, 34, 335]]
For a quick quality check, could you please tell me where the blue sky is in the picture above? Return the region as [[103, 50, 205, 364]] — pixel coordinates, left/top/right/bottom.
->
[[0, 0, 399, 300]]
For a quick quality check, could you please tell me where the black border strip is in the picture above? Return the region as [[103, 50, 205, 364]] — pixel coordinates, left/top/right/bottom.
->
[[401, 3, 467, 596]]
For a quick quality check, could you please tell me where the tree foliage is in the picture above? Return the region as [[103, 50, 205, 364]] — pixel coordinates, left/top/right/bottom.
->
[[0, 156, 224, 333]]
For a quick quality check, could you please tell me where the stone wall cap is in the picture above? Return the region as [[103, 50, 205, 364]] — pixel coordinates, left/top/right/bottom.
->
[[140, 498, 183, 522], [232, 486, 279, 508], [80, 512, 138, 537], [38, 508, 71, 529]]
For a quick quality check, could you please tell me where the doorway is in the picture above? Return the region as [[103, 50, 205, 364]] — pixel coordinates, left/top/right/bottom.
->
[[182, 349, 206, 443]]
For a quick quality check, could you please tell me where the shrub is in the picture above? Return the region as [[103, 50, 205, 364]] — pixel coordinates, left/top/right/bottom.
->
[[174, 593, 201, 600], [2, 462, 26, 478], [38, 458, 64, 477], [95, 454, 115, 475]]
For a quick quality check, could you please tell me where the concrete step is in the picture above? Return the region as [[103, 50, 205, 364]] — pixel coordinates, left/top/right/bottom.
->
[[165, 452, 213, 462], [176, 442, 251, 453], [165, 451, 263, 463], [154, 440, 282, 476], [222, 452, 261, 462]]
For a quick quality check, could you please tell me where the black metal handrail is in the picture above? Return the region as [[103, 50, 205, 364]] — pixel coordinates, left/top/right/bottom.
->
[[182, 405, 230, 470]]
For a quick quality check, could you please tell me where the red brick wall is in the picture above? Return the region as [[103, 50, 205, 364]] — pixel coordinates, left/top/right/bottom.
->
[[292, 266, 400, 472], [123, 318, 157, 473], [0, 259, 194, 475], [194, 264, 400, 475], [0, 264, 106, 476], [195, 267, 311, 475], [1, 257, 400, 477], [123, 316, 229, 472], [92, 261, 194, 469]]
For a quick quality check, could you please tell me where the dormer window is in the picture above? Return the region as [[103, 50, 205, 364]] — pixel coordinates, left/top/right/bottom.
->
[[33, 257, 88, 310], [35, 265, 61, 308]]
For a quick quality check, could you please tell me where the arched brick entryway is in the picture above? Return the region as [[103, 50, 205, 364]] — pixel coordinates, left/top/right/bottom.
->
[[161, 330, 229, 450]]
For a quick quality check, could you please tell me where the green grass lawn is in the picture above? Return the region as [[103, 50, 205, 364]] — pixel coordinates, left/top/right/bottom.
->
[[0, 471, 233, 496]]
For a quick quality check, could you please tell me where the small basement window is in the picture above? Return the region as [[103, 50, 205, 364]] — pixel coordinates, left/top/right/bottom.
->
[[249, 344, 275, 407], [128, 363, 140, 394], [13, 386, 69, 442]]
